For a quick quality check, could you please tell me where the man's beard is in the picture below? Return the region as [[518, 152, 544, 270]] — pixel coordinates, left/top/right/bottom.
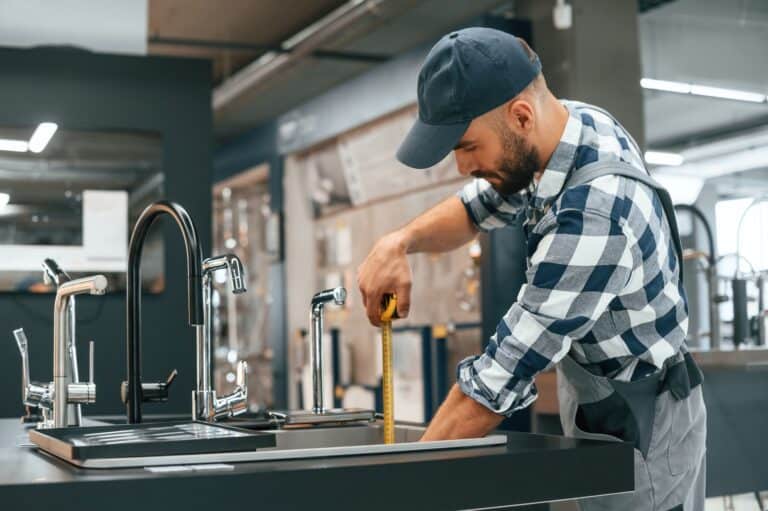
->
[[483, 127, 541, 196]]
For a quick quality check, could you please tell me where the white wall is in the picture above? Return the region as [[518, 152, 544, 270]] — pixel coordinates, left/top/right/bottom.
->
[[0, 0, 147, 55]]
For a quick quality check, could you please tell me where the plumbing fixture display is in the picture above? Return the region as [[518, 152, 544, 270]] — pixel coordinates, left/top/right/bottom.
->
[[212, 182, 276, 411], [269, 287, 374, 426], [192, 254, 249, 422], [22, 258, 83, 424], [674, 204, 722, 348], [123, 200, 255, 424], [124, 200, 203, 423], [14, 274, 107, 429]]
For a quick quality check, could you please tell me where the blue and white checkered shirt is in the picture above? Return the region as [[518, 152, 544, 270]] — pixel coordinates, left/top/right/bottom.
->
[[456, 100, 688, 416]]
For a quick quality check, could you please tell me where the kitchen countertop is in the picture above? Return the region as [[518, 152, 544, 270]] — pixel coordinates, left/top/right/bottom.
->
[[0, 418, 633, 511], [690, 345, 768, 369]]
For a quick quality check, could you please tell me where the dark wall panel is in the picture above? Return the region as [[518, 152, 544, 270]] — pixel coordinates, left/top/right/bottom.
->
[[0, 47, 212, 418]]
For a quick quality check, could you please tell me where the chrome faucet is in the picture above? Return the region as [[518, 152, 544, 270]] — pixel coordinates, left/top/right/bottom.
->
[[310, 287, 346, 414], [13, 275, 106, 429], [53, 275, 106, 427], [192, 254, 249, 422], [266, 286, 372, 426], [41, 258, 82, 425]]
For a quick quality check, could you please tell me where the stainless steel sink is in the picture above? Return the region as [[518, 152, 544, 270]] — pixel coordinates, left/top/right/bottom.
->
[[272, 422, 431, 449], [58, 421, 508, 469]]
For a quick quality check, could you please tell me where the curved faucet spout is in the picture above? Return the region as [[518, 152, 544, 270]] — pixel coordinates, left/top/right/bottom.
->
[[203, 254, 247, 294], [53, 275, 108, 428], [126, 200, 204, 423]]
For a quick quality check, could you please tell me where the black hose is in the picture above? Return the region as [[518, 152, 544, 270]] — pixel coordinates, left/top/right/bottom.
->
[[674, 204, 716, 267]]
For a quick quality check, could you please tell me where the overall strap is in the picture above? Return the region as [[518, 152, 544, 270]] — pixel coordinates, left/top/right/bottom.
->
[[564, 161, 684, 286]]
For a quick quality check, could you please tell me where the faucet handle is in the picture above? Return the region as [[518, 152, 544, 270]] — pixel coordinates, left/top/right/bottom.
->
[[88, 341, 95, 383], [13, 328, 29, 356], [236, 360, 248, 389], [165, 368, 178, 386], [121, 369, 178, 404], [13, 328, 31, 401]]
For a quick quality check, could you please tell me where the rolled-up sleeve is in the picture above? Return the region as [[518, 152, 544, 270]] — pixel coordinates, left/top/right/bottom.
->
[[457, 178, 527, 232], [457, 197, 635, 416]]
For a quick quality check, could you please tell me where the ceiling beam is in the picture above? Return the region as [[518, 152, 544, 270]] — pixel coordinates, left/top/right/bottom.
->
[[149, 36, 390, 63]]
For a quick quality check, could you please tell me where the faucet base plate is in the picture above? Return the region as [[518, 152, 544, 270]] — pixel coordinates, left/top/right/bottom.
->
[[269, 408, 375, 426]]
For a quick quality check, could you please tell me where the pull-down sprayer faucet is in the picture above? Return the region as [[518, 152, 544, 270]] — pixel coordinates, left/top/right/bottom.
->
[[125, 201, 204, 424], [192, 254, 249, 421]]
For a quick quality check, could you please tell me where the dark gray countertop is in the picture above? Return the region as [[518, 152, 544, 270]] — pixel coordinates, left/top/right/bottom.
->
[[0, 418, 633, 510]]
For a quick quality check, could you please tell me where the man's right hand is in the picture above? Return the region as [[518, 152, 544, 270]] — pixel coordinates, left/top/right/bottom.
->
[[357, 231, 412, 327]]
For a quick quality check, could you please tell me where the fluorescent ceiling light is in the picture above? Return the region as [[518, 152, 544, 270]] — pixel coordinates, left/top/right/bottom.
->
[[641, 78, 767, 104], [651, 174, 703, 205], [640, 78, 691, 94], [0, 139, 28, 152], [28, 122, 58, 153], [689, 84, 765, 103], [645, 151, 684, 166], [654, 146, 768, 180], [0, 193, 9, 209]]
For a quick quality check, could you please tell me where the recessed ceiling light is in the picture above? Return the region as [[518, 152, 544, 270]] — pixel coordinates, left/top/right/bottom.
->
[[0, 139, 28, 152], [640, 78, 691, 94], [645, 151, 684, 166], [641, 78, 767, 104], [28, 122, 58, 153], [689, 84, 765, 103], [0, 193, 9, 209]]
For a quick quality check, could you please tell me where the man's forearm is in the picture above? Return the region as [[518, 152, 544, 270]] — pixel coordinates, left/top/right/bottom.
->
[[420, 384, 505, 441], [396, 196, 478, 254]]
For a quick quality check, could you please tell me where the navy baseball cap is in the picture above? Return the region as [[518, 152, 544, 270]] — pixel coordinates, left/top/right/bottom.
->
[[397, 27, 542, 169]]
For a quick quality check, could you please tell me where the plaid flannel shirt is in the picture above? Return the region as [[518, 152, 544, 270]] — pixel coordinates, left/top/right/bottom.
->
[[456, 100, 688, 416]]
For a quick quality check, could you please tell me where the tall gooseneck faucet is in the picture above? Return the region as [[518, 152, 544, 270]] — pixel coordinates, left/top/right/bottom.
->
[[126, 201, 204, 423]]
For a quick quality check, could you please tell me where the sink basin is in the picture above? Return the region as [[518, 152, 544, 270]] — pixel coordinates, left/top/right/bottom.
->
[[49, 421, 508, 469], [91, 414, 191, 425]]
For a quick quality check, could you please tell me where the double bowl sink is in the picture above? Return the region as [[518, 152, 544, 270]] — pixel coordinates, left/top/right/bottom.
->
[[32, 413, 508, 469]]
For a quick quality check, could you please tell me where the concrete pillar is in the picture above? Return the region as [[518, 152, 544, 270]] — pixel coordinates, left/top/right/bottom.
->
[[516, 0, 646, 149]]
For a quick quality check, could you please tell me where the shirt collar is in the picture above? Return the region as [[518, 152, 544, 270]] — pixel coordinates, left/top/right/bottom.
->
[[530, 101, 583, 212]]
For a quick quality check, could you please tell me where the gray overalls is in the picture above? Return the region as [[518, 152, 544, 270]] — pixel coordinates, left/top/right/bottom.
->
[[556, 162, 707, 511]]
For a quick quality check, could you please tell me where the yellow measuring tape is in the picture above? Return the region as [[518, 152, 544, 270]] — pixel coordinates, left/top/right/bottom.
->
[[380, 294, 397, 445]]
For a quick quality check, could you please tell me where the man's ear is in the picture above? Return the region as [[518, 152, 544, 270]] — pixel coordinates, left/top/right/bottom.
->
[[504, 99, 535, 134]]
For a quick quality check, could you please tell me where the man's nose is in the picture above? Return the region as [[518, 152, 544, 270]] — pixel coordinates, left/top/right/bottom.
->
[[454, 151, 474, 177]]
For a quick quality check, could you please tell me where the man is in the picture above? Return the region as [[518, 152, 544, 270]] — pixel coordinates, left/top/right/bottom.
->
[[357, 28, 706, 510]]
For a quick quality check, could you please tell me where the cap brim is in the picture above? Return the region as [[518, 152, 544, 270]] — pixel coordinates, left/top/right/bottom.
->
[[396, 117, 470, 169]]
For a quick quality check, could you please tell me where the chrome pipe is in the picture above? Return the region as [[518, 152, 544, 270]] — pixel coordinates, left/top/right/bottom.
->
[[310, 287, 346, 414]]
